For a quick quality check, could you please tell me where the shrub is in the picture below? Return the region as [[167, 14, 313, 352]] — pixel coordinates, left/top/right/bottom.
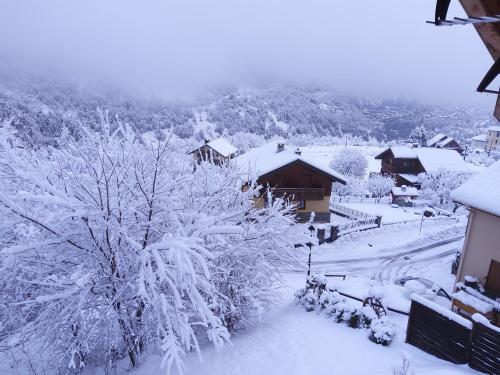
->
[[369, 317, 395, 346]]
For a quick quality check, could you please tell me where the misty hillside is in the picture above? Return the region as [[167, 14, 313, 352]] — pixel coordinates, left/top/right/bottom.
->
[[0, 79, 495, 146]]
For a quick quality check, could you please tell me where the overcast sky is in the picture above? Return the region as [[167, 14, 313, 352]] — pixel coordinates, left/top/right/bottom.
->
[[0, 0, 495, 106]]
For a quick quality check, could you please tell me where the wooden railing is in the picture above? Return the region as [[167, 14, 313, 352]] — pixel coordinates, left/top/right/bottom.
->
[[273, 188, 324, 201]]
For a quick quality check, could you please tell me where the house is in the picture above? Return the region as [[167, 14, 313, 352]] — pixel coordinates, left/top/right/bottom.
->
[[233, 141, 346, 223], [486, 126, 500, 152], [470, 134, 487, 151], [427, 133, 464, 154], [375, 146, 470, 187], [189, 138, 238, 165], [451, 161, 500, 298], [390, 185, 419, 206]]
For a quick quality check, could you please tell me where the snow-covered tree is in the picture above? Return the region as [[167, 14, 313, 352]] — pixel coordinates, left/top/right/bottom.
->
[[366, 174, 395, 199], [408, 124, 428, 146], [0, 120, 301, 373], [418, 168, 473, 207], [329, 148, 368, 178]]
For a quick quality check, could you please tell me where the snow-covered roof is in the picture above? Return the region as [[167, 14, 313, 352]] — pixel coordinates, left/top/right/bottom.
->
[[413, 148, 470, 173], [451, 161, 500, 217], [471, 134, 487, 142], [398, 173, 419, 184], [190, 138, 238, 158], [391, 186, 419, 197], [436, 136, 455, 148], [232, 141, 346, 183], [206, 138, 238, 157], [390, 146, 417, 159], [426, 133, 446, 147], [488, 126, 500, 132]]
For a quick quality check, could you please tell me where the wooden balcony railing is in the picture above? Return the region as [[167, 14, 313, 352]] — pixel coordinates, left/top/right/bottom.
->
[[381, 162, 396, 174], [273, 188, 325, 201]]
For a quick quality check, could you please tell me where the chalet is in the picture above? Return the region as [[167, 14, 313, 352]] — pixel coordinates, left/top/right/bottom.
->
[[233, 141, 346, 223], [375, 146, 470, 187], [450, 161, 500, 321], [390, 185, 419, 206], [426, 133, 464, 154], [189, 138, 238, 165]]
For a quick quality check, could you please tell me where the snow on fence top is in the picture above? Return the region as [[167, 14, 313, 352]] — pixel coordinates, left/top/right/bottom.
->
[[411, 293, 473, 329], [233, 141, 346, 183], [451, 160, 500, 217]]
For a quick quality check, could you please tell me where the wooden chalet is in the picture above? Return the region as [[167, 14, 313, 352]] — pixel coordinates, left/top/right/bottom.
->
[[375, 146, 470, 187], [427, 133, 464, 154], [233, 142, 346, 223], [189, 138, 238, 165]]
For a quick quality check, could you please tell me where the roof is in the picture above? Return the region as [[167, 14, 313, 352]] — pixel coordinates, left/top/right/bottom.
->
[[375, 146, 470, 173], [375, 146, 417, 159], [391, 186, 419, 197], [232, 141, 346, 184], [451, 161, 500, 217], [488, 126, 500, 132], [471, 134, 487, 142], [190, 138, 238, 158], [413, 148, 470, 173], [436, 136, 456, 148], [398, 173, 419, 184], [427, 133, 447, 147]]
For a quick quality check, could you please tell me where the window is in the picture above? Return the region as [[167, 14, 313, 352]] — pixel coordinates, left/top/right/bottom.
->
[[295, 200, 306, 209]]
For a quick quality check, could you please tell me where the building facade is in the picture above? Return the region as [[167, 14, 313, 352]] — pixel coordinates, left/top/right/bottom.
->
[[486, 126, 500, 152]]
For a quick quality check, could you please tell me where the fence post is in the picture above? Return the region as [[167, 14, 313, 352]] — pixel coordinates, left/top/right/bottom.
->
[[375, 215, 382, 227], [330, 226, 339, 242]]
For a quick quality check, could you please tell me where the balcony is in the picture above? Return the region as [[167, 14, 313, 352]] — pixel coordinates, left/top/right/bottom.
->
[[272, 187, 325, 201], [381, 162, 396, 174]]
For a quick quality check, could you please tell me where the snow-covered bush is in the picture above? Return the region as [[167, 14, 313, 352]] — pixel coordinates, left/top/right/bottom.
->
[[366, 174, 395, 199], [0, 121, 301, 373], [418, 168, 473, 207], [369, 317, 396, 346], [330, 148, 368, 178], [319, 290, 344, 315], [295, 289, 318, 312]]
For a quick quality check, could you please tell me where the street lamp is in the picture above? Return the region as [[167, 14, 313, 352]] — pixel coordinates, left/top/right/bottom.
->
[[306, 224, 316, 278]]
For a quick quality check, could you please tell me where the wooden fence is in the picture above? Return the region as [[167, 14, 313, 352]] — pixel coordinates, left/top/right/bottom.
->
[[330, 202, 373, 220], [331, 195, 391, 204], [469, 316, 500, 374], [406, 296, 472, 364], [406, 296, 500, 373]]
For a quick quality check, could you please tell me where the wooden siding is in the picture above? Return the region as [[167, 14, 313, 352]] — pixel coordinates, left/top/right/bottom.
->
[[258, 160, 335, 196]]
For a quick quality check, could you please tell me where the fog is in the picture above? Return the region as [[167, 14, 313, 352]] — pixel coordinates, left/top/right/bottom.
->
[[0, 0, 495, 106]]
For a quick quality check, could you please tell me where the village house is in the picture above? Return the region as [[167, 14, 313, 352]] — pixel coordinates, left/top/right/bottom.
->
[[426, 133, 464, 154], [189, 138, 238, 165], [470, 134, 487, 151], [486, 126, 500, 152], [451, 161, 500, 300], [233, 141, 346, 223], [390, 185, 419, 206], [375, 146, 470, 187]]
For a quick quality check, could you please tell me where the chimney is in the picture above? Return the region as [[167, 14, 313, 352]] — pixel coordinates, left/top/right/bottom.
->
[[294, 147, 302, 156], [204, 139, 210, 144], [401, 185, 407, 192], [277, 142, 285, 153]]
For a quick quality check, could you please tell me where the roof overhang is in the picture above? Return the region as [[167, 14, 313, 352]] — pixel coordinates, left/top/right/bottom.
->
[[259, 159, 347, 185]]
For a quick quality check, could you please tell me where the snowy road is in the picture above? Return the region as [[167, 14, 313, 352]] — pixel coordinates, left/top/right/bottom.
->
[[297, 236, 463, 292]]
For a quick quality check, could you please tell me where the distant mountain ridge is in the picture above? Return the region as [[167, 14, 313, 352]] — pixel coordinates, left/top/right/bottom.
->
[[0, 78, 495, 146]]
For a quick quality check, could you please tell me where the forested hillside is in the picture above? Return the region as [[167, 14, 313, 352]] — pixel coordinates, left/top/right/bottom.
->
[[0, 77, 495, 146]]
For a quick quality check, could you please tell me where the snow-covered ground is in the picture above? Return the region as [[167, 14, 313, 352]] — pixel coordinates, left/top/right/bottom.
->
[[126, 273, 476, 375]]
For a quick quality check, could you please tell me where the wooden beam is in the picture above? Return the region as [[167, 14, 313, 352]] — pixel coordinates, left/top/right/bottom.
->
[[494, 92, 500, 120], [458, 0, 500, 59]]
